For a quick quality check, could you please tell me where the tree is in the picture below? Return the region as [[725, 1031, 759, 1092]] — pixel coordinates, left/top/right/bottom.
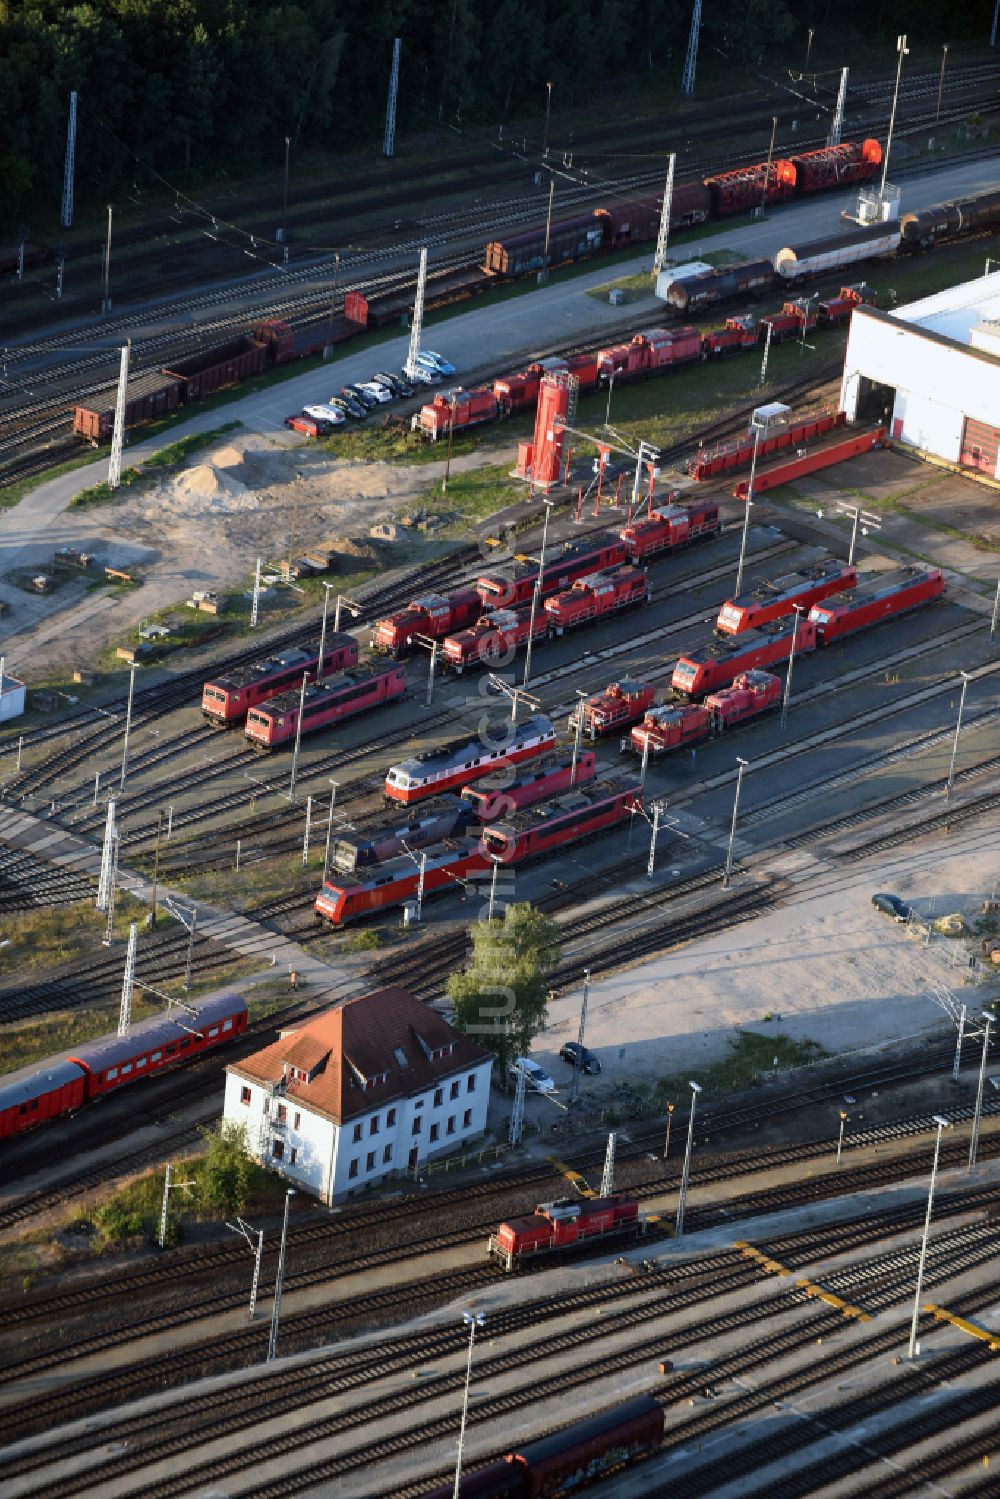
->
[[448, 903, 559, 1076], [199, 1120, 252, 1214]]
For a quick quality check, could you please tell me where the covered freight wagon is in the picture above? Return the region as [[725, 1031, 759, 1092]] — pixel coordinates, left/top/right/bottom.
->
[[73, 370, 183, 442], [484, 213, 604, 276], [789, 140, 882, 193], [666, 259, 775, 314], [774, 223, 899, 280], [162, 334, 267, 401]]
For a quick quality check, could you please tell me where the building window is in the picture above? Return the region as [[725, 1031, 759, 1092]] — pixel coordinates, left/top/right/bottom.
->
[[383, 1145, 392, 1164], [366, 1152, 375, 1172], [273, 1140, 284, 1160], [467, 1074, 476, 1093], [447, 1116, 456, 1136], [352, 1122, 363, 1143], [369, 1115, 379, 1135], [240, 1085, 251, 1105], [430, 1123, 439, 1143], [450, 1080, 460, 1100], [463, 1109, 472, 1128], [277, 1104, 286, 1123], [349, 1158, 359, 1179], [433, 1087, 443, 1107], [293, 1112, 301, 1130], [412, 1116, 422, 1135], [387, 1108, 396, 1127], [290, 1147, 298, 1165]]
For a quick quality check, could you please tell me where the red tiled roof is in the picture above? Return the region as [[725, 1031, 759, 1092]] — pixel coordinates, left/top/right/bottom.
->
[[228, 987, 491, 1124]]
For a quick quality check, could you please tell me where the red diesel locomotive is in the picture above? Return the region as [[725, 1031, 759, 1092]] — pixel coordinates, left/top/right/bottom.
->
[[672, 615, 817, 697], [629, 670, 781, 757], [809, 566, 944, 642], [572, 679, 656, 739], [715, 560, 857, 635], [476, 533, 627, 609], [385, 715, 557, 803], [244, 664, 406, 749], [202, 636, 358, 724], [619, 499, 720, 562], [543, 565, 649, 634], [443, 606, 549, 674], [372, 589, 483, 656], [488, 1196, 641, 1271]]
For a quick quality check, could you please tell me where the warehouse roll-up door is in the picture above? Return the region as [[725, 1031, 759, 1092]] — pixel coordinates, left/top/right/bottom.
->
[[960, 416, 1000, 473]]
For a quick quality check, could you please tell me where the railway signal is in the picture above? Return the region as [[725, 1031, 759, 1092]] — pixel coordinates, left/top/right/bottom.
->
[[817, 500, 881, 565], [663, 1102, 676, 1160]]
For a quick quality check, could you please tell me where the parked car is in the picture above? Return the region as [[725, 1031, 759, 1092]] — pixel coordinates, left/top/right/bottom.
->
[[405, 363, 440, 384], [342, 383, 378, 409], [416, 349, 456, 376], [358, 380, 393, 404], [284, 414, 326, 437], [508, 1057, 556, 1094], [303, 403, 346, 426], [559, 1042, 601, 1075], [331, 392, 366, 420], [373, 371, 414, 397], [872, 892, 912, 923]]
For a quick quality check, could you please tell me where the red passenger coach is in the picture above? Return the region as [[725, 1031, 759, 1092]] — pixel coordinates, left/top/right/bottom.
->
[[372, 589, 482, 656], [460, 750, 597, 821], [672, 615, 817, 697], [544, 566, 649, 633], [0, 1060, 87, 1139], [488, 1196, 641, 1271], [620, 500, 720, 562], [245, 665, 406, 749], [68, 993, 248, 1099], [809, 566, 944, 643], [476, 533, 626, 609], [715, 560, 857, 635], [480, 777, 642, 864], [385, 715, 557, 803], [202, 637, 358, 724]]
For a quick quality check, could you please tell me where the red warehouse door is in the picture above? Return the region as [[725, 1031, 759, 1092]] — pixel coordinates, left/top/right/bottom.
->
[[960, 417, 1000, 474]]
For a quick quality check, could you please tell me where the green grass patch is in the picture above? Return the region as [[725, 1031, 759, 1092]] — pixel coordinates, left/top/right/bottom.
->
[[0, 892, 155, 982], [69, 467, 144, 509], [656, 1032, 827, 1102], [0, 995, 161, 1074], [431, 461, 526, 525], [143, 422, 242, 469]]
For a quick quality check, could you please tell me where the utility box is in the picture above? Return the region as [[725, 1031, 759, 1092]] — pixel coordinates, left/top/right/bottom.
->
[[0, 676, 27, 722]]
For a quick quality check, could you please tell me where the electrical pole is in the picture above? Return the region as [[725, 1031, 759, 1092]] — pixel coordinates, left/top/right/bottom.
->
[[267, 1188, 295, 1361], [760, 117, 778, 216], [663, 1101, 675, 1160], [990, 578, 999, 645], [318, 581, 335, 683], [540, 177, 555, 280], [108, 340, 131, 491], [993, 0, 999, 50], [225, 1218, 265, 1319], [935, 45, 948, 126], [281, 135, 291, 264], [158, 1161, 196, 1250], [415, 850, 427, 923], [653, 155, 676, 274], [600, 1132, 616, 1198], [675, 1081, 702, 1238], [829, 68, 848, 148], [442, 399, 456, 493], [522, 499, 553, 688], [289, 672, 309, 798], [780, 605, 805, 730], [569, 968, 591, 1106], [487, 856, 501, 921], [647, 799, 664, 879], [118, 921, 137, 1035], [509, 1062, 527, 1146], [61, 91, 78, 230], [119, 662, 138, 792], [405, 247, 428, 379], [150, 811, 162, 927], [681, 0, 702, 97], [836, 1109, 849, 1165], [250, 556, 262, 629], [102, 204, 113, 314], [880, 35, 908, 201], [383, 38, 401, 159], [183, 905, 197, 991], [722, 757, 749, 890], [759, 321, 773, 386], [968, 1016, 992, 1171], [570, 689, 586, 785], [102, 832, 120, 946], [301, 794, 313, 866], [453, 1312, 486, 1498], [542, 81, 553, 158], [97, 799, 118, 912], [322, 781, 338, 882], [734, 423, 763, 597], [908, 1117, 951, 1359], [945, 670, 971, 801]]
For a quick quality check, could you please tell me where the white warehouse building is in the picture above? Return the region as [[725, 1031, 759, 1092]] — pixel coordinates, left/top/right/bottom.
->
[[840, 270, 1000, 478], [223, 987, 493, 1204]]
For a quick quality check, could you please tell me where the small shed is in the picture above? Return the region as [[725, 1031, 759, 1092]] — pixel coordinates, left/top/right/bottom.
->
[[0, 676, 26, 722]]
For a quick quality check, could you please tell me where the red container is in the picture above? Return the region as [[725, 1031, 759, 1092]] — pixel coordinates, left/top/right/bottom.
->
[[344, 290, 369, 325], [715, 560, 857, 635], [544, 565, 649, 633], [809, 567, 944, 643]]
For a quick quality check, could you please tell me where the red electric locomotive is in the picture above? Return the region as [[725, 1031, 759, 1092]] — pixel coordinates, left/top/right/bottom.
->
[[715, 560, 857, 635], [442, 605, 549, 674], [201, 636, 358, 724], [314, 839, 488, 924], [372, 589, 483, 657], [244, 665, 406, 749], [672, 615, 817, 697], [480, 777, 642, 864], [809, 566, 944, 643], [476, 533, 626, 609], [543, 565, 649, 634], [572, 679, 655, 739], [488, 1196, 641, 1271], [385, 715, 557, 803], [619, 499, 720, 563], [459, 750, 597, 821]]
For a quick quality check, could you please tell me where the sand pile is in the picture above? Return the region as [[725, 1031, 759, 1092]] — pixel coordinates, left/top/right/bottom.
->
[[172, 462, 258, 513]]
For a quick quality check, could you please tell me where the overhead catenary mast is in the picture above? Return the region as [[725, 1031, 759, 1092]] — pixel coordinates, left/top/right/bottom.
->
[[682, 0, 702, 97], [383, 39, 401, 158], [404, 247, 428, 379], [61, 91, 78, 229]]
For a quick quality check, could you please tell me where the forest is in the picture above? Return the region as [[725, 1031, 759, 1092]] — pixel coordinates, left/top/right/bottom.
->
[[0, 0, 991, 223]]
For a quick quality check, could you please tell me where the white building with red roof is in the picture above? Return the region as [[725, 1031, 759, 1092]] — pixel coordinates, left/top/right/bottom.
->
[[223, 987, 493, 1203]]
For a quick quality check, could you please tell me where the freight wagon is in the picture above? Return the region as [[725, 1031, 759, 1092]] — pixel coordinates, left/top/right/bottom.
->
[[459, 750, 597, 820], [665, 258, 776, 314], [202, 637, 358, 724], [373, 589, 483, 656], [808, 566, 944, 642], [162, 334, 268, 401], [620, 499, 720, 562], [476, 533, 626, 609], [245, 665, 406, 749], [672, 615, 817, 697], [900, 188, 1000, 247], [687, 409, 844, 482], [480, 777, 642, 863], [442, 605, 550, 674], [774, 222, 899, 281], [789, 139, 882, 192], [73, 371, 183, 442], [715, 561, 857, 635], [629, 670, 781, 757], [571, 679, 655, 738], [488, 1195, 641, 1270], [705, 160, 797, 214], [385, 715, 557, 803], [543, 565, 649, 634], [484, 212, 605, 276]]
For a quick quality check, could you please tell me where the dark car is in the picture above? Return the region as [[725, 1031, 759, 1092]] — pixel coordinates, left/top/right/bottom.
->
[[559, 1042, 601, 1075], [374, 371, 414, 398], [872, 892, 912, 923], [330, 393, 365, 420], [342, 383, 378, 410]]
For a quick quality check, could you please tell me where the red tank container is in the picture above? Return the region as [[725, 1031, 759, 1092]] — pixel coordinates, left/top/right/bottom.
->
[[528, 372, 574, 488]]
